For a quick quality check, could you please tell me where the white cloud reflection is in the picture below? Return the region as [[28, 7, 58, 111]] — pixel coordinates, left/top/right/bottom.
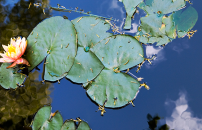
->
[[145, 45, 165, 68], [165, 91, 202, 130]]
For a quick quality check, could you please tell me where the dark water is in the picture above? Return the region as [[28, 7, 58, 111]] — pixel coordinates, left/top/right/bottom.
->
[[0, 0, 202, 130]]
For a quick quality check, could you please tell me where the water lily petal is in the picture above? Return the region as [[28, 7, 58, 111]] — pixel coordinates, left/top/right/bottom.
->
[[10, 38, 16, 47], [16, 37, 22, 47], [18, 37, 27, 57], [2, 45, 8, 52], [0, 57, 15, 62], [6, 58, 30, 69], [6, 62, 17, 69], [15, 45, 22, 58]]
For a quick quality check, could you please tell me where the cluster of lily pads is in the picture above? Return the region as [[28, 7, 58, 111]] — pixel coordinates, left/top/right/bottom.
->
[[32, 106, 91, 130], [120, 0, 198, 46], [0, 0, 198, 114], [0, 15, 146, 111]]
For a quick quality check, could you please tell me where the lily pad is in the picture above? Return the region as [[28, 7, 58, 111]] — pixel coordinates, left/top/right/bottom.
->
[[77, 121, 91, 130], [86, 68, 140, 108], [66, 47, 104, 83], [135, 0, 192, 45], [71, 16, 112, 48], [135, 13, 173, 46], [32, 106, 63, 130], [138, 0, 185, 15], [25, 16, 77, 81], [173, 6, 198, 38], [119, 0, 143, 29], [161, 14, 177, 39], [91, 35, 144, 71], [0, 63, 25, 89], [61, 120, 76, 130]]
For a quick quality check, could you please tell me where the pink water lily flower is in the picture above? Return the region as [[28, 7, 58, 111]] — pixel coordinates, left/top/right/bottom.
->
[[0, 37, 30, 69]]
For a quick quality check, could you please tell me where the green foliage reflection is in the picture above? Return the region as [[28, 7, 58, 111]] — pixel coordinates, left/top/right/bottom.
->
[[0, 70, 53, 130]]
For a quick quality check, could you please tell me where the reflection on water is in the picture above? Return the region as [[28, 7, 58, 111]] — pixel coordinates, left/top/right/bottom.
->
[[0, 0, 51, 52], [0, 70, 53, 130], [0, 1, 52, 128], [165, 91, 202, 129], [146, 113, 169, 130], [145, 45, 165, 68]]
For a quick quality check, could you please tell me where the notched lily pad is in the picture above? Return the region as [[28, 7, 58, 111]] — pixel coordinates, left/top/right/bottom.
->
[[119, 0, 143, 29], [138, 0, 185, 15], [91, 35, 144, 71], [32, 106, 63, 130], [0, 63, 25, 89], [135, 0, 198, 46], [173, 6, 198, 38], [77, 121, 91, 130], [86, 68, 140, 108], [61, 120, 76, 130], [72, 16, 112, 48], [25, 16, 77, 81], [66, 47, 104, 83]]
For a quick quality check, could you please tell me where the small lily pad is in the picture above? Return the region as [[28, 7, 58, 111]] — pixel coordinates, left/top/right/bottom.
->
[[119, 0, 143, 29], [173, 6, 198, 38], [61, 120, 76, 130], [86, 68, 140, 108], [77, 121, 91, 130], [32, 106, 63, 130], [72, 16, 112, 48], [25, 16, 77, 81], [0, 63, 25, 89], [66, 47, 104, 83], [91, 35, 144, 71]]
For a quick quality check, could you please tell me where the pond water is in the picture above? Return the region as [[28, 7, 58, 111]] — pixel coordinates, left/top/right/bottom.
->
[[0, 0, 202, 129]]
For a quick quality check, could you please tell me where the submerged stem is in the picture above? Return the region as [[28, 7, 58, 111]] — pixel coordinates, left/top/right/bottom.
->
[[49, 7, 113, 20]]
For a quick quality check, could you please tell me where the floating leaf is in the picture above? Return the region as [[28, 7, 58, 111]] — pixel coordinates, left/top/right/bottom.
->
[[0, 70, 52, 129], [32, 106, 92, 130], [66, 16, 112, 83], [119, 0, 143, 29], [0, 63, 25, 89], [162, 14, 177, 39], [71, 16, 112, 48], [138, 0, 185, 15], [61, 120, 76, 130], [91, 35, 144, 71], [77, 121, 91, 130], [135, 0, 198, 46], [25, 16, 77, 81], [66, 47, 104, 83], [173, 6, 198, 38], [86, 68, 140, 108], [32, 106, 63, 130]]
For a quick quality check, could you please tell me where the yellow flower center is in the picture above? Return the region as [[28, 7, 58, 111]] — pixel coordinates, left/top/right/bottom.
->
[[6, 44, 16, 56]]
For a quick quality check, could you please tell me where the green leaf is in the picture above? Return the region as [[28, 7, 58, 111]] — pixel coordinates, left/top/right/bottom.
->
[[32, 106, 63, 130], [162, 14, 177, 39], [86, 68, 140, 108], [25, 16, 77, 81], [135, 12, 174, 46], [66, 47, 104, 83], [173, 6, 198, 38], [71, 16, 112, 48], [77, 121, 91, 130], [119, 0, 143, 29], [91, 35, 144, 71], [0, 63, 25, 89], [32, 106, 51, 130], [136, 0, 195, 46], [61, 120, 76, 130], [44, 111, 63, 130], [66, 16, 112, 83], [138, 0, 185, 15]]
